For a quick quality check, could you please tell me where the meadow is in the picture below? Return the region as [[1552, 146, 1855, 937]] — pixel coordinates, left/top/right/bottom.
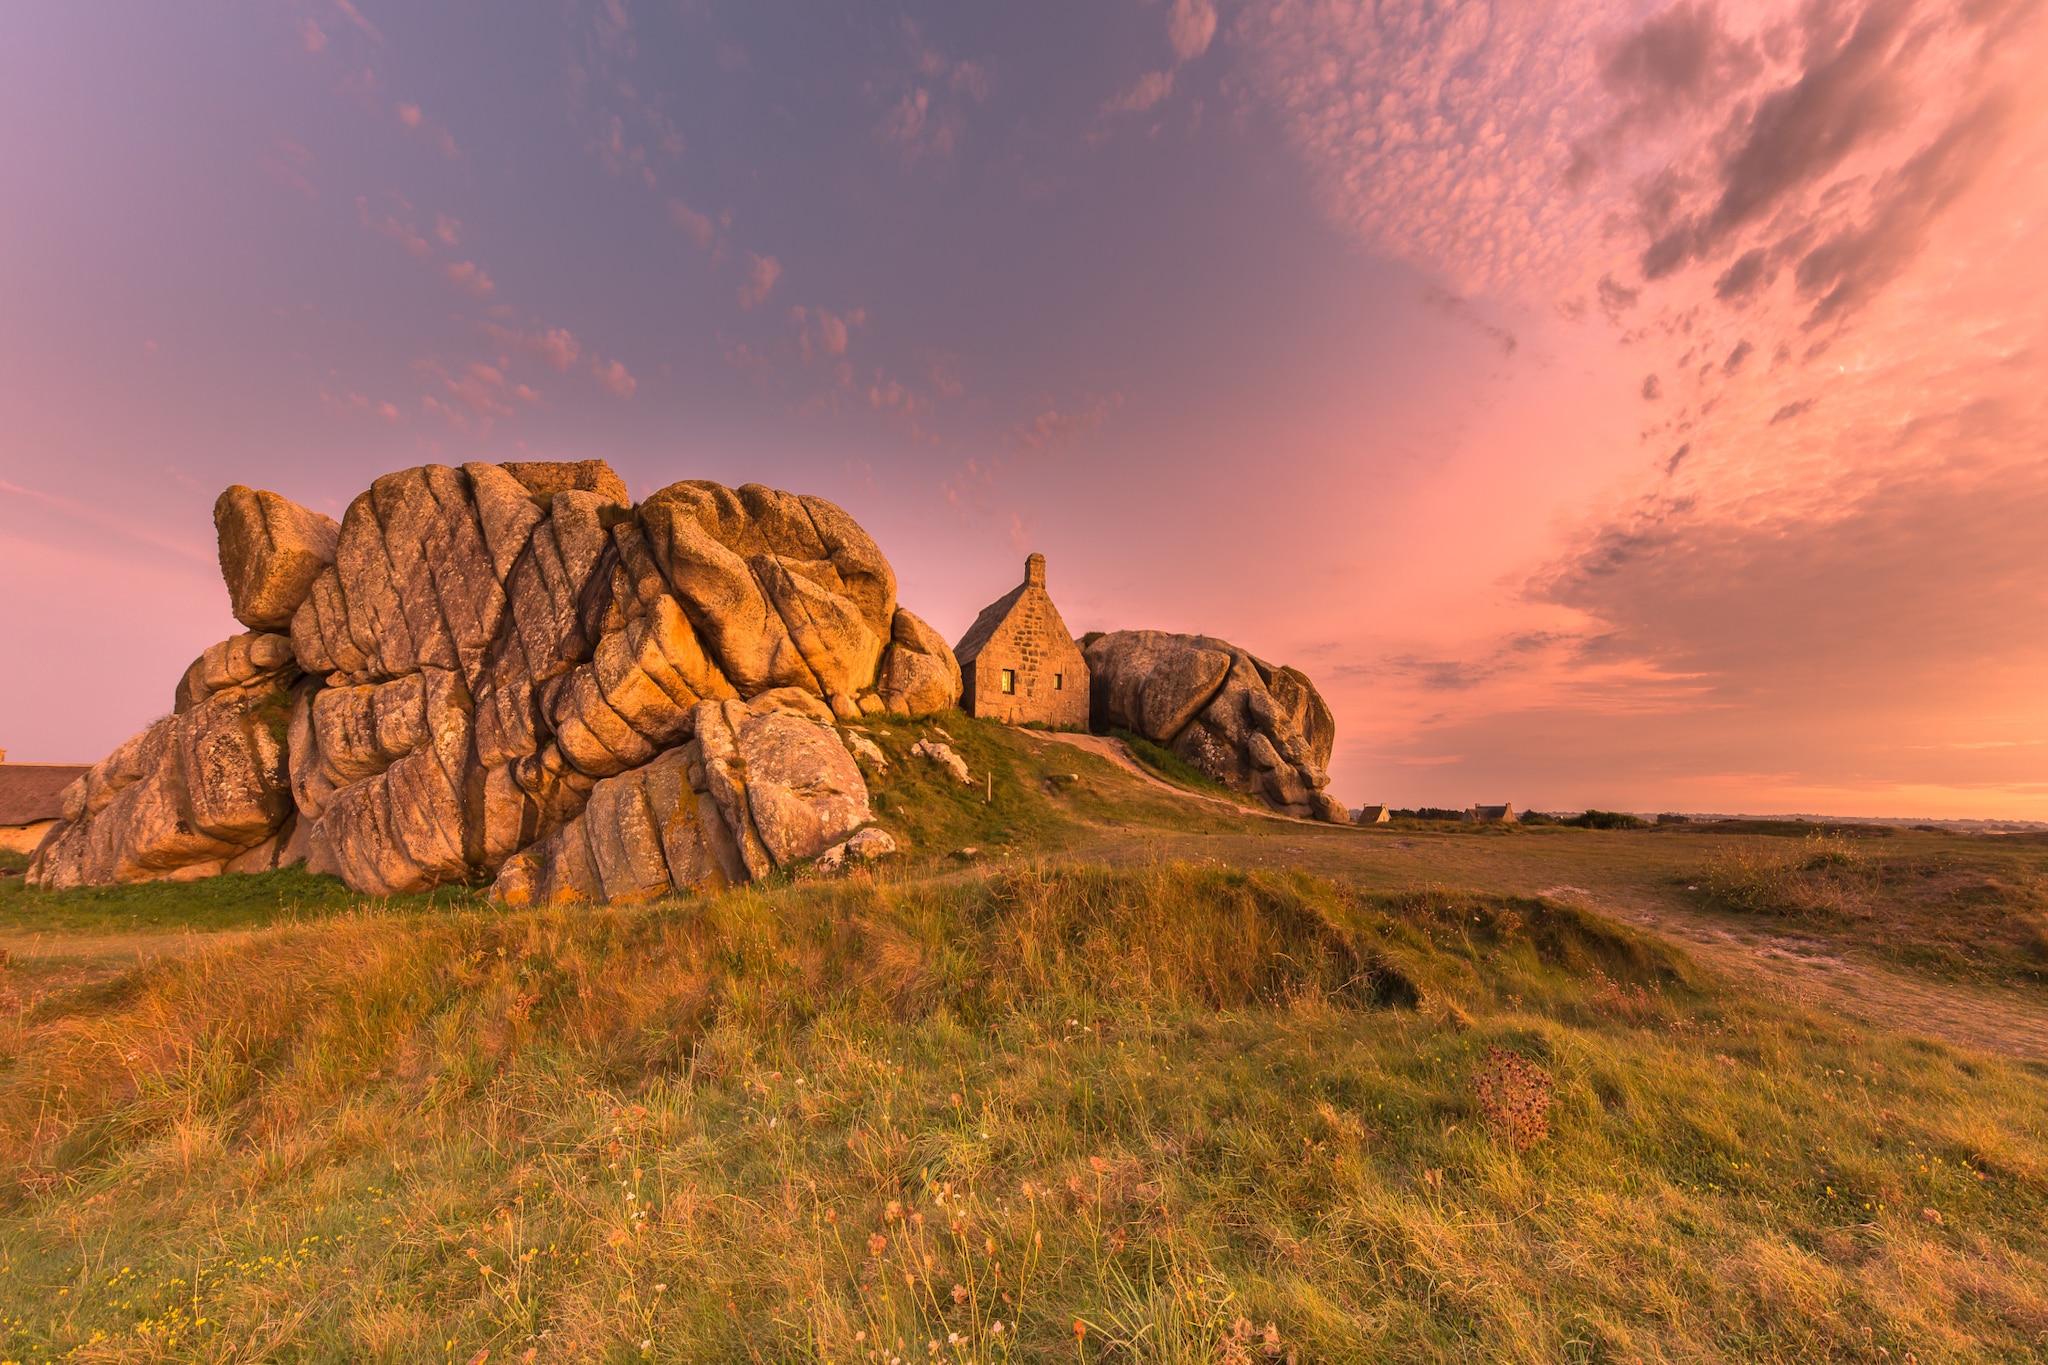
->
[[4, 717, 2048, 1362]]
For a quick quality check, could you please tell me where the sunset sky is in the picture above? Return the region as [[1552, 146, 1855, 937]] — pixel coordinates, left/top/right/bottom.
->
[[3, 0, 2044, 818]]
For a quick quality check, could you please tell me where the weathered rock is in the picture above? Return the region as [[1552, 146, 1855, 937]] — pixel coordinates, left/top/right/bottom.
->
[[812, 826, 898, 876], [847, 827, 897, 860], [912, 738, 972, 785], [492, 696, 865, 905], [877, 608, 962, 716], [37, 461, 941, 902], [176, 631, 297, 713], [28, 681, 295, 888], [841, 729, 888, 772], [214, 486, 341, 631], [1084, 630, 1346, 823]]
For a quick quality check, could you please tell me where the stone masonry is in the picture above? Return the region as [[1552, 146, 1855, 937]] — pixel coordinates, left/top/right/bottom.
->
[[954, 554, 1089, 727]]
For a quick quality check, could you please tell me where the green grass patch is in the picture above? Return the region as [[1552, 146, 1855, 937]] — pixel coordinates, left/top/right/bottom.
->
[[0, 866, 486, 936], [854, 712, 1246, 861], [1108, 728, 1243, 803]]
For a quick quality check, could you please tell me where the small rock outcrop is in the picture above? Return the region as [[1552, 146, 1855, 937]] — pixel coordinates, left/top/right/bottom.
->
[[29, 463, 959, 901], [1084, 630, 1346, 823]]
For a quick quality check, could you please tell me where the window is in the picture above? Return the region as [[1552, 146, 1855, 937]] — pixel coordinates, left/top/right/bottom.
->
[[1053, 672, 1063, 690], [1000, 669, 1015, 694]]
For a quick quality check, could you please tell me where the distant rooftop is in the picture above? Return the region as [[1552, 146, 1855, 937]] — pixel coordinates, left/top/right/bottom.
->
[[0, 761, 89, 826]]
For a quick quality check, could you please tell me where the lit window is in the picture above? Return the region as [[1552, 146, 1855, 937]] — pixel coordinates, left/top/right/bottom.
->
[[1054, 673, 1063, 690], [1000, 669, 1015, 694]]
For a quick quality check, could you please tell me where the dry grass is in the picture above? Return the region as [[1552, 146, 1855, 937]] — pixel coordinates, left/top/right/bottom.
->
[[1697, 834, 2048, 984], [3, 864, 2048, 1361]]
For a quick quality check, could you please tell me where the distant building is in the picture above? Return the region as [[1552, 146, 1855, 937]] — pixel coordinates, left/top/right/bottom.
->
[[1355, 804, 1391, 824], [1469, 803, 1517, 824], [0, 757, 88, 856], [954, 553, 1090, 727]]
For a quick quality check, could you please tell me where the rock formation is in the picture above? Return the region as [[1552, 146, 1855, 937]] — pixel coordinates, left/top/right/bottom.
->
[[1083, 631, 1347, 823], [28, 462, 961, 902]]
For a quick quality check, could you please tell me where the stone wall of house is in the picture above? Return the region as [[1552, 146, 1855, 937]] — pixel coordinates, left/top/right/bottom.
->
[[961, 555, 1090, 727]]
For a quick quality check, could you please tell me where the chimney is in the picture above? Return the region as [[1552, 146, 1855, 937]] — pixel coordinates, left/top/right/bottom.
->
[[1025, 552, 1046, 588], [0, 749, 7, 763]]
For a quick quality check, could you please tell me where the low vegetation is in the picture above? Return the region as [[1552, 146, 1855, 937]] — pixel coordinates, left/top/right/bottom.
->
[[5, 862, 2048, 1360], [1697, 832, 2048, 985], [7, 723, 2048, 1359], [1105, 729, 1243, 804]]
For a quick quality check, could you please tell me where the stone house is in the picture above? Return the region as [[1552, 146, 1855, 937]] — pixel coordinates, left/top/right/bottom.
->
[[1355, 804, 1391, 824], [954, 554, 1090, 727], [1469, 803, 1517, 823], [0, 755, 89, 856]]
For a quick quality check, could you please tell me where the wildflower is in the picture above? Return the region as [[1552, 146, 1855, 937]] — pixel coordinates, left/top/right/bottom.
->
[[984, 1236, 996, 1255], [1074, 1320, 1088, 1341], [885, 1200, 904, 1222], [949, 1093, 962, 1107], [991, 1322, 1004, 1336], [952, 1283, 968, 1303], [825, 1207, 839, 1224], [868, 1234, 888, 1255]]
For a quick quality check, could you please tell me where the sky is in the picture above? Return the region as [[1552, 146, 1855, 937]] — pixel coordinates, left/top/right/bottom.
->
[[2, 0, 2044, 818]]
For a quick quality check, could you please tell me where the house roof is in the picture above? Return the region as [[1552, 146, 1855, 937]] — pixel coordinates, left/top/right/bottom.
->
[[953, 583, 1028, 667], [0, 764, 87, 826]]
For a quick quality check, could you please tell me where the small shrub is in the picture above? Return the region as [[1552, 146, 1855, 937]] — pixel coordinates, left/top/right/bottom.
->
[[1587, 969, 1662, 1025], [1567, 810, 1646, 830], [1802, 832, 1862, 869], [1701, 842, 1798, 915], [1474, 1046, 1554, 1151], [1218, 1317, 1297, 1365]]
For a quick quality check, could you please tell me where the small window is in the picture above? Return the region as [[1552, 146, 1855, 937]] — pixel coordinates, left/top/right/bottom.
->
[[1000, 669, 1015, 694], [1053, 672, 1063, 690]]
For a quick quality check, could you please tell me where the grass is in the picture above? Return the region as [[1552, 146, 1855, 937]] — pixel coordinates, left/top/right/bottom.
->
[[1697, 832, 2048, 984], [0, 866, 485, 936], [9, 723, 2048, 1358], [854, 713, 1244, 860], [4, 862, 2048, 1360], [1106, 730, 1244, 804]]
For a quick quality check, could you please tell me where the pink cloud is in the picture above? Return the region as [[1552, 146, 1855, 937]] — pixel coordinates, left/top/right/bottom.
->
[[1166, 0, 1217, 62], [356, 194, 430, 258], [261, 138, 316, 198], [1013, 392, 1123, 452], [791, 305, 865, 360], [442, 260, 495, 297], [1104, 71, 1174, 116], [737, 252, 781, 309], [434, 213, 461, 246], [592, 357, 637, 398], [332, 0, 384, 45], [396, 102, 422, 129], [668, 199, 715, 249], [481, 323, 581, 371], [299, 18, 327, 54]]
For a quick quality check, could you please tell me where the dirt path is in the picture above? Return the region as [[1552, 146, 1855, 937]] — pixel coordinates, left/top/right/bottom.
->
[[1538, 884, 2048, 1063], [1019, 731, 1333, 828]]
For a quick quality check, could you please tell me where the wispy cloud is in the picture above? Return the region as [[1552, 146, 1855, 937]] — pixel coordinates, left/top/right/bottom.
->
[[591, 356, 637, 398], [737, 252, 781, 309], [481, 322, 580, 371], [1104, 71, 1174, 116]]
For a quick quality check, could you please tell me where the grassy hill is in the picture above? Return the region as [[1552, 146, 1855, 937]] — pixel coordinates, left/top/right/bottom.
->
[[4, 716, 2048, 1361]]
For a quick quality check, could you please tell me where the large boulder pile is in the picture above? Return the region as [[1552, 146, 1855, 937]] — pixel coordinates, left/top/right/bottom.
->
[[1084, 630, 1347, 823], [28, 462, 959, 903]]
